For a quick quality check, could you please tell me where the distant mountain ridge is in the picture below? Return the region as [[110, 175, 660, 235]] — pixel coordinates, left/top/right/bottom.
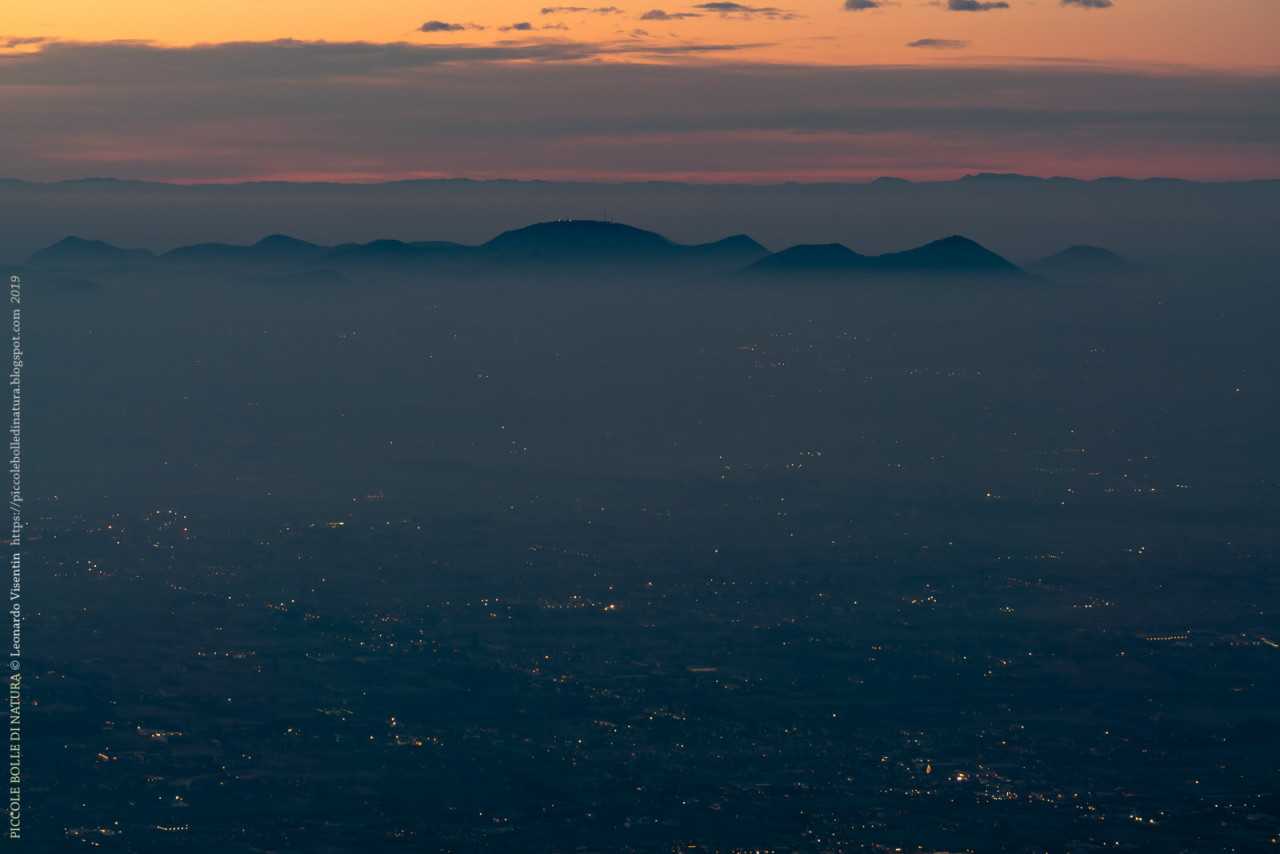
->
[[28, 236, 155, 268], [483, 220, 675, 259], [870, 235, 1023, 273], [478, 220, 771, 269], [161, 234, 328, 266], [23, 219, 1144, 283], [743, 234, 1027, 279], [27, 219, 774, 273], [6, 174, 1276, 189], [746, 243, 868, 272], [1024, 245, 1149, 279]]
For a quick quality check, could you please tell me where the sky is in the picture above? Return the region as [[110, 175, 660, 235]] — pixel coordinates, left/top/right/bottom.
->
[[0, 0, 1277, 183]]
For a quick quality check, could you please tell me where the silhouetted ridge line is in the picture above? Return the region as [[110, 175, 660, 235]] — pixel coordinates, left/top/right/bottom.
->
[[745, 234, 1030, 279], [481, 220, 675, 260], [253, 234, 323, 253], [28, 236, 155, 268], [28, 223, 1040, 280], [869, 235, 1021, 272], [161, 235, 327, 266], [1025, 245, 1147, 279], [691, 234, 768, 253], [746, 243, 872, 271]]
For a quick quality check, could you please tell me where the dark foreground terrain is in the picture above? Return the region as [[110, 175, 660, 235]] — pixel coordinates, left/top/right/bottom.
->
[[16, 254, 1280, 852]]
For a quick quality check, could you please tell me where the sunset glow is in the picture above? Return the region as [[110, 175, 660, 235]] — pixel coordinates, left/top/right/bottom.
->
[[2, 0, 1277, 182], [7, 0, 1279, 69]]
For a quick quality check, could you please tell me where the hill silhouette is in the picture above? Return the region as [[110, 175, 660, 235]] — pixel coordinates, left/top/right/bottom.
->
[[28, 236, 154, 268], [869, 235, 1023, 274], [162, 234, 328, 267], [684, 234, 771, 267], [746, 235, 1029, 279], [1025, 245, 1147, 279], [29, 222, 1046, 282], [481, 220, 676, 262], [745, 243, 872, 273]]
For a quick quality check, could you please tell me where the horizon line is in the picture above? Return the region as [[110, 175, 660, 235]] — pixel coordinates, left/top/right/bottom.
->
[[5, 173, 1280, 189]]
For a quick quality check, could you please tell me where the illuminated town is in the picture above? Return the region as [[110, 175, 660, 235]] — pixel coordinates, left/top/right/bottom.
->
[[21, 248, 1280, 851]]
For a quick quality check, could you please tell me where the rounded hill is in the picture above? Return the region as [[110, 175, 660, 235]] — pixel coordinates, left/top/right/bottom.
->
[[481, 220, 675, 260]]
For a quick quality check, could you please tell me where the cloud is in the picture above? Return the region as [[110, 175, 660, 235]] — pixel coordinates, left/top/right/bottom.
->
[[1, 40, 1275, 183], [640, 9, 704, 19], [1061, 0, 1112, 7], [418, 21, 489, 34], [637, 9, 706, 19], [541, 6, 625, 13], [907, 38, 969, 48], [844, 0, 881, 9], [694, 3, 800, 19], [0, 36, 51, 49], [0, 38, 767, 89], [947, 0, 1009, 10], [499, 22, 535, 31]]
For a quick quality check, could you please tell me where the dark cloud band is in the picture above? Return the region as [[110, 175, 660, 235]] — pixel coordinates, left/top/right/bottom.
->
[[908, 38, 969, 48], [947, 0, 1009, 10], [693, 3, 800, 19], [540, 6, 625, 14], [641, 9, 705, 18], [420, 21, 466, 33], [0, 40, 1273, 181]]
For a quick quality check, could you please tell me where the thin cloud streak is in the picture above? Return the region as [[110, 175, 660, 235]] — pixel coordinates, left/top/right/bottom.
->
[[908, 38, 969, 49], [693, 3, 802, 20], [947, 0, 1009, 11], [419, 21, 491, 34], [540, 6, 625, 13], [640, 10, 704, 19]]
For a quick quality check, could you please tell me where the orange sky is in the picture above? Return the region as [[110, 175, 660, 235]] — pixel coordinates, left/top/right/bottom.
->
[[1, 1, 1277, 182], [5, 0, 1278, 70]]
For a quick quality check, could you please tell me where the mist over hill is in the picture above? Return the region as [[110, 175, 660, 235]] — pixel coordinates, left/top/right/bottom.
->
[[15, 206, 1280, 853], [2, 175, 1275, 281], [22, 219, 1135, 285], [1025, 244, 1150, 280], [745, 235, 1031, 279]]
